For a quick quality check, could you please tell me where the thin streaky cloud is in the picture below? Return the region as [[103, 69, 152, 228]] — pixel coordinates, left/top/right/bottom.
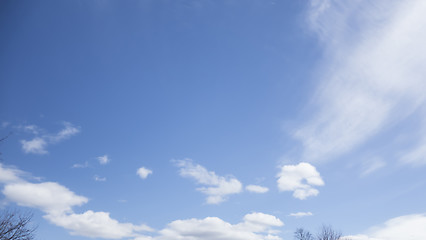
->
[[72, 161, 89, 169], [294, 0, 426, 163], [245, 185, 269, 194], [288, 212, 313, 218], [361, 159, 386, 176], [97, 155, 110, 165]]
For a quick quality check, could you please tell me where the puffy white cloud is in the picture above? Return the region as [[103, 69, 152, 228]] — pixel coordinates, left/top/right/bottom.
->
[[158, 212, 283, 240], [20, 122, 80, 154], [21, 137, 48, 154], [175, 159, 243, 204], [345, 213, 426, 240], [0, 164, 284, 240], [137, 167, 153, 179], [294, 0, 426, 163], [0, 164, 153, 240], [288, 212, 313, 218], [276, 162, 324, 200], [98, 155, 110, 165], [246, 185, 269, 193], [2, 182, 88, 215], [45, 210, 153, 239]]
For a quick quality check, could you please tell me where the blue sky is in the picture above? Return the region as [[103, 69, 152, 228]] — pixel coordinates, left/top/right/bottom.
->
[[1, 0, 426, 239]]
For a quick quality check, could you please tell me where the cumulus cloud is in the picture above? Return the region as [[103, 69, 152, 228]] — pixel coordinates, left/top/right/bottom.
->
[[345, 213, 426, 240], [20, 122, 80, 154], [137, 167, 153, 179], [288, 212, 313, 218], [175, 159, 243, 204], [21, 137, 48, 154], [158, 212, 283, 240], [0, 164, 285, 239], [293, 0, 426, 163], [0, 164, 152, 239], [98, 155, 110, 165], [3, 182, 88, 215], [44, 211, 153, 239], [276, 162, 324, 200], [246, 185, 269, 194]]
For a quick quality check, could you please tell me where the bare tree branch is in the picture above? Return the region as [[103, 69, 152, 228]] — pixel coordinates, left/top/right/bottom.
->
[[0, 209, 36, 240]]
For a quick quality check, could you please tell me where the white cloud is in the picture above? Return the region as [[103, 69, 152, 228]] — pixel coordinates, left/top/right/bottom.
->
[[276, 162, 324, 200], [21, 137, 48, 154], [246, 185, 269, 194], [175, 159, 243, 204], [158, 212, 283, 240], [0, 163, 24, 183], [20, 122, 80, 154], [94, 175, 107, 182], [21, 124, 41, 135], [137, 167, 153, 179], [72, 161, 89, 168], [2, 182, 88, 215], [345, 213, 426, 240], [0, 164, 285, 240], [400, 136, 426, 166], [0, 164, 153, 239], [294, 0, 426, 163], [361, 159, 386, 176], [44, 211, 153, 239], [98, 155, 110, 165], [49, 122, 80, 143], [288, 212, 313, 218]]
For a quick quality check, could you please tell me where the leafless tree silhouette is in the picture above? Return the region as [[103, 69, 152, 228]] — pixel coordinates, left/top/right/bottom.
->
[[0, 209, 36, 240]]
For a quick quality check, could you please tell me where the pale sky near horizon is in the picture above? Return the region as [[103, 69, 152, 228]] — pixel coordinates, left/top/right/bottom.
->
[[1, 1, 426, 240]]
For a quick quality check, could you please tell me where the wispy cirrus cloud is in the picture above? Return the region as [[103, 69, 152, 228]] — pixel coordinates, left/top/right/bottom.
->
[[97, 155, 110, 165], [94, 175, 107, 182], [288, 212, 313, 218], [293, 0, 426, 166], [20, 122, 80, 154], [245, 185, 269, 194], [174, 159, 243, 204]]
